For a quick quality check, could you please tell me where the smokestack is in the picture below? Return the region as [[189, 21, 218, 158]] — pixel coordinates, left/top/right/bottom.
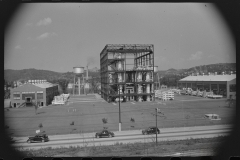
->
[[86, 65, 88, 81]]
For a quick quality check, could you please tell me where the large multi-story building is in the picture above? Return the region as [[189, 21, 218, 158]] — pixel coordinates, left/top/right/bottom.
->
[[177, 74, 236, 99], [100, 44, 155, 102], [10, 81, 58, 108]]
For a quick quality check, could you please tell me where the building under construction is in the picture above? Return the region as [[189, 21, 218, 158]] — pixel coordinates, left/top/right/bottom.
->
[[100, 44, 155, 102]]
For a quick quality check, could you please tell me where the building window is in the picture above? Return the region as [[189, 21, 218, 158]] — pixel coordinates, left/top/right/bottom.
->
[[203, 84, 210, 92], [192, 83, 197, 90], [197, 84, 203, 91], [219, 84, 227, 96], [230, 84, 236, 92], [37, 93, 43, 99], [13, 92, 20, 100]]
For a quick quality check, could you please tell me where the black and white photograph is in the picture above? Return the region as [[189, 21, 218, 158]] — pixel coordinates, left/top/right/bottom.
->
[[3, 1, 238, 159]]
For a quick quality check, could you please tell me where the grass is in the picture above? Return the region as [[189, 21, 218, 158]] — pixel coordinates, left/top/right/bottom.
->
[[5, 94, 235, 137], [18, 136, 227, 157]]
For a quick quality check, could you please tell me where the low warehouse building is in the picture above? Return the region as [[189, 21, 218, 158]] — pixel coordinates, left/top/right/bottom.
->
[[10, 82, 58, 108], [177, 74, 236, 99]]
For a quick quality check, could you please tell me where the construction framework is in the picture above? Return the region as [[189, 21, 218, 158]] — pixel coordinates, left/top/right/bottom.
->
[[100, 44, 155, 102]]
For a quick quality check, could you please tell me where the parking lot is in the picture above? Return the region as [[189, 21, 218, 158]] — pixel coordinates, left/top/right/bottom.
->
[[4, 94, 235, 137]]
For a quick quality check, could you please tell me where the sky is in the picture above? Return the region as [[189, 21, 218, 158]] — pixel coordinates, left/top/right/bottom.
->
[[4, 3, 235, 73]]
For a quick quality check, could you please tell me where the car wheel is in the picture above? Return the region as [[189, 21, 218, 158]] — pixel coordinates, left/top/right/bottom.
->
[[109, 134, 112, 138], [96, 135, 99, 138], [27, 140, 30, 143], [42, 139, 44, 143]]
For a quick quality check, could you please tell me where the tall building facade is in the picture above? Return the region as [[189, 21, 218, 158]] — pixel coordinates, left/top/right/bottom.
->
[[100, 44, 155, 102]]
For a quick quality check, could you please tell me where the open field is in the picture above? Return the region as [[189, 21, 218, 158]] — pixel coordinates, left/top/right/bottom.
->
[[4, 94, 235, 137]]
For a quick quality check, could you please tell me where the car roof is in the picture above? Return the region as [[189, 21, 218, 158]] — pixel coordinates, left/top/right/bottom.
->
[[36, 133, 47, 136]]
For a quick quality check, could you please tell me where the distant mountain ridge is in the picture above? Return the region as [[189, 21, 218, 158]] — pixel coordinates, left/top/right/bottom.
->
[[4, 63, 236, 82], [158, 63, 236, 76]]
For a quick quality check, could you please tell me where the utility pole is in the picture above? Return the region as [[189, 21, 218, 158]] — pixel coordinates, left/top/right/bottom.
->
[[119, 85, 121, 131], [154, 108, 164, 146], [157, 73, 160, 89], [73, 75, 75, 95], [155, 108, 158, 146]]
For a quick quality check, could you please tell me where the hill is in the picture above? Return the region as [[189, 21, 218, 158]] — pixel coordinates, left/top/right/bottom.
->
[[4, 63, 236, 83], [4, 68, 100, 83], [157, 63, 236, 76]]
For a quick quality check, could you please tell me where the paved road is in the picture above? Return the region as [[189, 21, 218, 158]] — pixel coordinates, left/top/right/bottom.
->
[[12, 124, 232, 150]]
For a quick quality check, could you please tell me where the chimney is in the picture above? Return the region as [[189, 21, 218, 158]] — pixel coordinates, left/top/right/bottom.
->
[[86, 65, 88, 81]]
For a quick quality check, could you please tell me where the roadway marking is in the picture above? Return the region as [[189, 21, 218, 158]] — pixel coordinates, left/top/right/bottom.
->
[[112, 103, 117, 105], [131, 102, 135, 105]]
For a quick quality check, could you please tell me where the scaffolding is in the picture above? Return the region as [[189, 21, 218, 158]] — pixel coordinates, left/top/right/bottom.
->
[[100, 44, 155, 102]]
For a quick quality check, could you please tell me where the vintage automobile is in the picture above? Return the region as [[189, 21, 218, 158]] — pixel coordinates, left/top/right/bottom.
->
[[95, 130, 115, 138], [142, 126, 160, 135], [27, 133, 49, 143]]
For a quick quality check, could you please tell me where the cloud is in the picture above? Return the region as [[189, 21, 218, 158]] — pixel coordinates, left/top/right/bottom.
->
[[26, 23, 33, 26], [15, 45, 21, 49], [36, 32, 57, 40], [37, 32, 50, 40], [189, 51, 203, 60], [37, 18, 52, 26], [208, 54, 215, 58]]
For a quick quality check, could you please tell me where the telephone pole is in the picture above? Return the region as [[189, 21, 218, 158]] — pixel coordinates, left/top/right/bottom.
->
[[155, 108, 164, 146], [119, 85, 121, 131], [155, 108, 158, 146]]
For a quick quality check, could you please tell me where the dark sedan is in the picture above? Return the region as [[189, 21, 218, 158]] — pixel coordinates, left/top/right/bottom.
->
[[27, 134, 49, 143], [142, 127, 160, 135], [95, 130, 115, 138]]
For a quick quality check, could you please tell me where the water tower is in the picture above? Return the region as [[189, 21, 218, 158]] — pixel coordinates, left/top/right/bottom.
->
[[73, 66, 84, 95]]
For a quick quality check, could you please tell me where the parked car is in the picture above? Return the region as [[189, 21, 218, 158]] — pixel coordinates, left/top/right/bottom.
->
[[95, 130, 115, 138], [27, 133, 49, 143], [142, 126, 160, 135], [115, 97, 123, 102]]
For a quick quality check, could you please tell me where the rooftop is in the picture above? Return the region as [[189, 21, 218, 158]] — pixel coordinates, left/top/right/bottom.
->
[[33, 82, 57, 88], [179, 74, 236, 82]]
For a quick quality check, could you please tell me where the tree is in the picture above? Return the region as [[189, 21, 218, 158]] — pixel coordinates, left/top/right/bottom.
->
[[102, 118, 108, 129], [89, 77, 101, 93], [70, 121, 76, 133], [226, 95, 235, 108], [34, 103, 38, 115], [130, 117, 135, 129], [38, 123, 43, 129]]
